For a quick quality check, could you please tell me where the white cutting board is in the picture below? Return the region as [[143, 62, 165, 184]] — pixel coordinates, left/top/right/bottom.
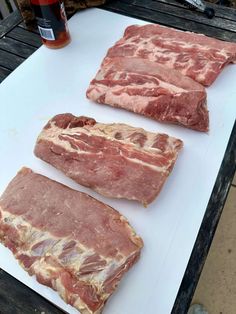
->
[[0, 8, 235, 314]]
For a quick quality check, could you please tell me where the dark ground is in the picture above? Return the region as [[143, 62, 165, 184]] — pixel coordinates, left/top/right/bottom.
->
[[207, 0, 236, 7]]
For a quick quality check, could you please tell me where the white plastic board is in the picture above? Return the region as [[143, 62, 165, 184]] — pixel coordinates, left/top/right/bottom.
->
[[0, 8, 236, 314]]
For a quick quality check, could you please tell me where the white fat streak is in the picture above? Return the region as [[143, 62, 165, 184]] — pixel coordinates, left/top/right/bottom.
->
[[103, 87, 156, 112], [0, 207, 92, 261], [89, 122, 178, 154], [134, 43, 207, 78], [38, 122, 176, 173], [122, 152, 169, 173], [0, 205, 137, 313], [90, 84, 189, 139], [31, 259, 97, 314], [123, 34, 231, 82], [0, 209, 36, 243], [125, 32, 231, 58], [0, 207, 126, 268], [98, 67, 187, 94], [0, 204, 141, 275]]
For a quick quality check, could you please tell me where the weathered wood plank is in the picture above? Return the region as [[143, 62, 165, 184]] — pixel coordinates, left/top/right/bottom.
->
[[7, 26, 42, 48], [0, 49, 25, 70], [128, 0, 236, 32], [0, 269, 64, 314], [0, 66, 11, 83], [0, 11, 23, 38], [155, 0, 236, 22], [172, 121, 236, 314], [102, 0, 236, 42], [19, 21, 40, 34], [0, 37, 37, 58]]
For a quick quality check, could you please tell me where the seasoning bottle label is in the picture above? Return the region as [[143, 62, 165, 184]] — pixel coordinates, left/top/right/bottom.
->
[[33, 1, 67, 41]]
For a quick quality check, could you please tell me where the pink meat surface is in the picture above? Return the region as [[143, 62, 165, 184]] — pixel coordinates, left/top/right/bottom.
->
[[0, 167, 143, 314], [86, 57, 208, 131], [34, 113, 183, 205], [106, 24, 236, 86]]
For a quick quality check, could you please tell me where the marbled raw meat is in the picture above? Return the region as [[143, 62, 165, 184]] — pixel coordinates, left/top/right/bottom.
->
[[86, 57, 208, 131], [0, 167, 143, 314], [106, 23, 236, 86], [34, 113, 183, 205]]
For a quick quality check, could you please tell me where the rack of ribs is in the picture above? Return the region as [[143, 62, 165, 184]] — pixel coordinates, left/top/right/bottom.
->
[[34, 113, 183, 205], [0, 167, 143, 314]]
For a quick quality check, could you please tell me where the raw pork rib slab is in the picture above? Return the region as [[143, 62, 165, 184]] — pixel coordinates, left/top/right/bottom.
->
[[106, 24, 236, 86], [86, 57, 209, 131], [0, 167, 143, 314], [34, 113, 183, 205]]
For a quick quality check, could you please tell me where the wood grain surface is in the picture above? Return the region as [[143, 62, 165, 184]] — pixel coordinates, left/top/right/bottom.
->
[[0, 270, 64, 314], [102, 0, 236, 41]]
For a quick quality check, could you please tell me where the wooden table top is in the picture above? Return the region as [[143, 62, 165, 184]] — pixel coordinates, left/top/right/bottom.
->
[[0, 1, 235, 313]]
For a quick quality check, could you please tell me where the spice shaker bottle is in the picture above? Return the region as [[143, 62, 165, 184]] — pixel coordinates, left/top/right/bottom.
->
[[31, 0, 71, 49]]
